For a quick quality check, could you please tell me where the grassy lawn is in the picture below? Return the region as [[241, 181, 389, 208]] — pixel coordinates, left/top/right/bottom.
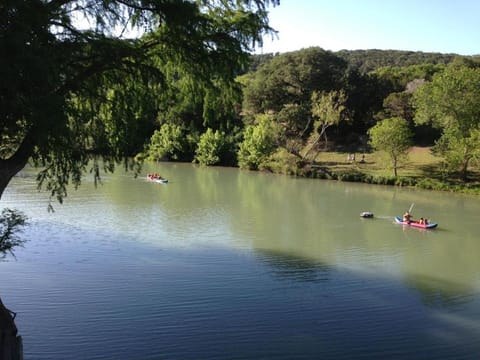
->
[[313, 146, 441, 177], [308, 146, 480, 193]]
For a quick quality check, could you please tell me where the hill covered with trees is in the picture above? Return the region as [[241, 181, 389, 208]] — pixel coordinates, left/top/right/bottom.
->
[[145, 46, 480, 190], [250, 49, 462, 74]]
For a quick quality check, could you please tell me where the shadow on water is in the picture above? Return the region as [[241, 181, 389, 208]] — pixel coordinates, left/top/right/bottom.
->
[[405, 274, 475, 309], [255, 249, 332, 283]]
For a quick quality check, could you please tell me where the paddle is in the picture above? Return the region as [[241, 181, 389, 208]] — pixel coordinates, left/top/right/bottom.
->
[[408, 203, 415, 213]]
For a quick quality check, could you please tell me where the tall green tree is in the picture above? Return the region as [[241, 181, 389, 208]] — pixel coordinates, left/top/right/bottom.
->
[[368, 117, 413, 177], [303, 90, 348, 161], [237, 114, 280, 170], [146, 123, 193, 161], [0, 0, 278, 201], [194, 128, 232, 166], [242, 47, 348, 119], [414, 63, 480, 180]]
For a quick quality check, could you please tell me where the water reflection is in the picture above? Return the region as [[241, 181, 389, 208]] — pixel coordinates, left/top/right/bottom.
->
[[405, 274, 474, 309], [256, 250, 331, 283]]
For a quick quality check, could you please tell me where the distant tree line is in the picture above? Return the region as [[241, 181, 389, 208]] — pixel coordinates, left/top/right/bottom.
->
[[145, 47, 480, 179]]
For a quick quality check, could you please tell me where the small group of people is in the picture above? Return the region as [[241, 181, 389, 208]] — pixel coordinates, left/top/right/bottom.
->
[[418, 217, 429, 225], [347, 153, 366, 163], [402, 211, 428, 224], [147, 173, 163, 180]]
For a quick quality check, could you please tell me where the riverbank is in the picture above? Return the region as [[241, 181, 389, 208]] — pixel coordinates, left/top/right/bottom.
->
[[266, 147, 480, 195]]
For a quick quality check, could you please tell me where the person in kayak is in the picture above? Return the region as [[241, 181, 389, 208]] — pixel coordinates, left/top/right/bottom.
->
[[403, 211, 412, 223], [422, 218, 429, 225]]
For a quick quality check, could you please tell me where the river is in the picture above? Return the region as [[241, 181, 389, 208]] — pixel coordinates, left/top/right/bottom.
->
[[1, 162, 480, 359]]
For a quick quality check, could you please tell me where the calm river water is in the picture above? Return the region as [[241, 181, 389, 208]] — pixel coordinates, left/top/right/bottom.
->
[[1, 162, 480, 359]]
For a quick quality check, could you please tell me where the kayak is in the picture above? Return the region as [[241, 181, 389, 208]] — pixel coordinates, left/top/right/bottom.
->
[[147, 175, 168, 184], [394, 216, 437, 229]]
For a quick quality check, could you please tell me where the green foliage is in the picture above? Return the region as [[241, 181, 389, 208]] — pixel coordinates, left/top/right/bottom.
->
[[261, 148, 302, 175], [237, 114, 281, 170], [303, 90, 348, 160], [414, 63, 480, 179], [242, 47, 348, 115], [432, 127, 480, 178], [377, 92, 414, 122], [194, 129, 232, 166], [336, 49, 455, 74], [0, 208, 28, 257], [242, 48, 382, 150], [147, 124, 191, 161], [371, 63, 445, 92], [275, 103, 311, 138], [368, 117, 413, 176], [0, 0, 278, 201]]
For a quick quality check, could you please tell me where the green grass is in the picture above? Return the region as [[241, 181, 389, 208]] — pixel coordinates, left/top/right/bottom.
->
[[303, 147, 480, 194]]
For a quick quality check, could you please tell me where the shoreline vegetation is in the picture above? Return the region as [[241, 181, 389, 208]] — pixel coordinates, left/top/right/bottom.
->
[[255, 146, 480, 195], [143, 51, 480, 194]]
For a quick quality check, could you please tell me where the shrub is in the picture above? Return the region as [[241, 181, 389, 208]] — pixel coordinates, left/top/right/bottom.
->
[[147, 124, 191, 161], [194, 128, 230, 166], [237, 114, 281, 170]]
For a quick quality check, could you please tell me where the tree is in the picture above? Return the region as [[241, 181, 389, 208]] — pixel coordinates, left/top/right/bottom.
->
[[242, 47, 348, 115], [368, 117, 413, 177], [0, 0, 278, 201], [194, 128, 232, 166], [237, 114, 281, 170], [146, 124, 192, 161], [414, 63, 480, 180], [303, 90, 348, 161], [379, 92, 415, 122]]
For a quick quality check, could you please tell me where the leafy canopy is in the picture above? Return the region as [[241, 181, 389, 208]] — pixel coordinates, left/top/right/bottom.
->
[[414, 62, 480, 179], [0, 0, 278, 201], [238, 114, 281, 170], [303, 90, 348, 161], [368, 117, 413, 177], [194, 128, 231, 166]]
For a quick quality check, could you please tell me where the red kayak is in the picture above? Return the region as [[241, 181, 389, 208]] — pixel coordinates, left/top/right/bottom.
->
[[394, 216, 438, 229]]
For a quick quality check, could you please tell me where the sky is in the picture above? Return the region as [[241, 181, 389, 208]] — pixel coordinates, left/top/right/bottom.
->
[[256, 0, 480, 55]]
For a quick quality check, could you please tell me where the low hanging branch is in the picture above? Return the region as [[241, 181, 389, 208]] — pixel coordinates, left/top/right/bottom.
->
[[0, 208, 28, 257]]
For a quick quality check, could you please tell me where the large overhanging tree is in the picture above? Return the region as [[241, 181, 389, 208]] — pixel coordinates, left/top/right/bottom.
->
[[0, 0, 278, 202], [414, 61, 480, 180]]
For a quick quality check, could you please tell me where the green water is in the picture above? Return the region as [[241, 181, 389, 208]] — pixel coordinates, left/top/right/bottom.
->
[[1, 162, 479, 359]]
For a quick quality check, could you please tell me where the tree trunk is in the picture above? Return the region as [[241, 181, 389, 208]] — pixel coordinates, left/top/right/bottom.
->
[[0, 298, 23, 360], [0, 133, 34, 200], [461, 158, 470, 181], [303, 126, 329, 162], [302, 134, 321, 161]]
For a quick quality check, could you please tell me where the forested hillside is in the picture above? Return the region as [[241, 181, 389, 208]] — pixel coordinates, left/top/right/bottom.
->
[[335, 49, 458, 73], [251, 49, 463, 74]]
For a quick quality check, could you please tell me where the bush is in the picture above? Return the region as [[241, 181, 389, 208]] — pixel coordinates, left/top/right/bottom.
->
[[260, 149, 302, 175], [147, 124, 192, 161], [194, 128, 231, 166], [237, 114, 281, 170]]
